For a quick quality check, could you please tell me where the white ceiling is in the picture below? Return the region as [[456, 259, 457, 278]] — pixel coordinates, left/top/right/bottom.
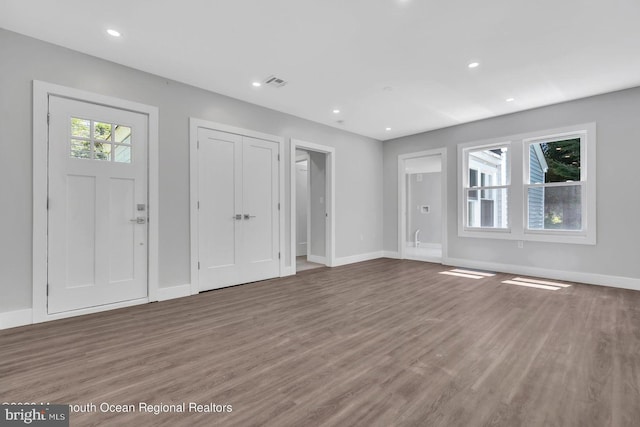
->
[[2, 0, 640, 141]]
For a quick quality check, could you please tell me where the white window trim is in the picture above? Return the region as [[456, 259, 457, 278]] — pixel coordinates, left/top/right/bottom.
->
[[458, 123, 596, 245], [458, 140, 513, 237]]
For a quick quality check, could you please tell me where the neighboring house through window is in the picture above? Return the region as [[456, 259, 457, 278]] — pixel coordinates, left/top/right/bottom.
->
[[458, 123, 596, 244]]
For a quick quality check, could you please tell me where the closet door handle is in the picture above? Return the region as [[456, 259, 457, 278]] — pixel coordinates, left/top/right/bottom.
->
[[244, 214, 256, 219], [233, 214, 242, 220]]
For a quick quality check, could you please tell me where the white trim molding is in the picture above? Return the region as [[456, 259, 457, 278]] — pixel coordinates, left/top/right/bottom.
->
[[290, 138, 336, 272], [189, 118, 285, 293], [0, 309, 33, 330], [443, 257, 640, 292], [32, 80, 160, 324], [457, 122, 596, 245], [383, 251, 401, 259], [333, 251, 384, 267]]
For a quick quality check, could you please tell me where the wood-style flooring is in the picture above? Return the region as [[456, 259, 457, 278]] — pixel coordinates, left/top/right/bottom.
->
[[2, 259, 640, 426]]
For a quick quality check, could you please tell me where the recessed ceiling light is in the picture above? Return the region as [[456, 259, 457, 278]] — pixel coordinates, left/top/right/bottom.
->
[[252, 82, 261, 87], [385, 127, 391, 131], [468, 62, 480, 69], [506, 98, 515, 102], [332, 109, 340, 114], [106, 29, 121, 37]]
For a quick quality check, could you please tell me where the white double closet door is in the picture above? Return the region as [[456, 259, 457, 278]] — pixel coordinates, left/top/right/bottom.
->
[[198, 128, 280, 291]]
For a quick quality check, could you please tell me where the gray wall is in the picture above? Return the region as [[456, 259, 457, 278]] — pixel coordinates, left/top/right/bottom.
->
[[0, 29, 383, 314], [407, 173, 442, 244], [384, 87, 640, 280], [308, 151, 326, 258]]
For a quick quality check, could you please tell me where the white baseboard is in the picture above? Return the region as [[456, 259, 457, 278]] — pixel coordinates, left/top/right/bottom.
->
[[383, 251, 401, 259], [157, 284, 192, 302], [443, 257, 640, 291], [333, 251, 385, 267], [307, 255, 327, 265], [0, 308, 33, 330]]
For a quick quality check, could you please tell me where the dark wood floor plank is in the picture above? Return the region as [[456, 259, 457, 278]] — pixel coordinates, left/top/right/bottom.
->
[[1, 259, 639, 426]]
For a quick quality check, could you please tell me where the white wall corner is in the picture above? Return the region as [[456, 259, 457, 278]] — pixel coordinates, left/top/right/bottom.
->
[[0, 308, 33, 330], [333, 251, 385, 267], [443, 257, 640, 292], [383, 251, 401, 259], [157, 284, 192, 302]]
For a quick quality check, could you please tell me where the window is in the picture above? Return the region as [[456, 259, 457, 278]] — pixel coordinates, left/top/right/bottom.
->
[[70, 117, 132, 163], [462, 145, 510, 230], [526, 136, 583, 232], [458, 123, 596, 244]]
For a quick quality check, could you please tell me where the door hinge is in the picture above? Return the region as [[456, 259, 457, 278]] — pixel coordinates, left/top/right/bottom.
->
[[46, 198, 49, 210], [197, 201, 200, 209], [278, 252, 281, 259], [198, 262, 201, 270], [197, 140, 200, 149], [277, 154, 280, 161], [47, 113, 50, 125], [278, 202, 280, 210], [46, 284, 49, 296]]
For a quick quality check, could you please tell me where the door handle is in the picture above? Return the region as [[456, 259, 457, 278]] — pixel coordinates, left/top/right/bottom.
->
[[129, 217, 146, 224], [233, 214, 242, 220], [244, 214, 256, 220]]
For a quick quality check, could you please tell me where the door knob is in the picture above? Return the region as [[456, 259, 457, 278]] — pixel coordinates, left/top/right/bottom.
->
[[129, 217, 146, 224], [244, 214, 256, 219]]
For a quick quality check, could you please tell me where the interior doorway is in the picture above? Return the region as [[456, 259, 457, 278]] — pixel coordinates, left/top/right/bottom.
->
[[398, 148, 447, 263], [295, 150, 325, 272], [290, 139, 336, 273]]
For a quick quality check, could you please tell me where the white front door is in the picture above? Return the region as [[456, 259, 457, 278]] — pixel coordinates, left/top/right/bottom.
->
[[48, 96, 148, 314], [198, 128, 279, 291]]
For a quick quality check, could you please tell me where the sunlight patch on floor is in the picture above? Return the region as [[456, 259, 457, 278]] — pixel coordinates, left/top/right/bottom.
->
[[439, 268, 495, 280], [502, 277, 571, 291]]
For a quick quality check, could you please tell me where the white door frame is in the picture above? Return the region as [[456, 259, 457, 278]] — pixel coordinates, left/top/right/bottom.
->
[[290, 138, 336, 272], [32, 80, 160, 323], [398, 148, 448, 261], [189, 118, 285, 294]]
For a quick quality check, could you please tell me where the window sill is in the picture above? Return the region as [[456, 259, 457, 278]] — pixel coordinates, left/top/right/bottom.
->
[[458, 228, 596, 245]]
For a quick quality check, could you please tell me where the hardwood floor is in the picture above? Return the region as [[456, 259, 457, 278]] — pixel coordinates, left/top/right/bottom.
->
[[2, 259, 640, 426]]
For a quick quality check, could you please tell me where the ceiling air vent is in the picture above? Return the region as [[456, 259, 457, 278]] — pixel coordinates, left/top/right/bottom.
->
[[264, 75, 288, 88]]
